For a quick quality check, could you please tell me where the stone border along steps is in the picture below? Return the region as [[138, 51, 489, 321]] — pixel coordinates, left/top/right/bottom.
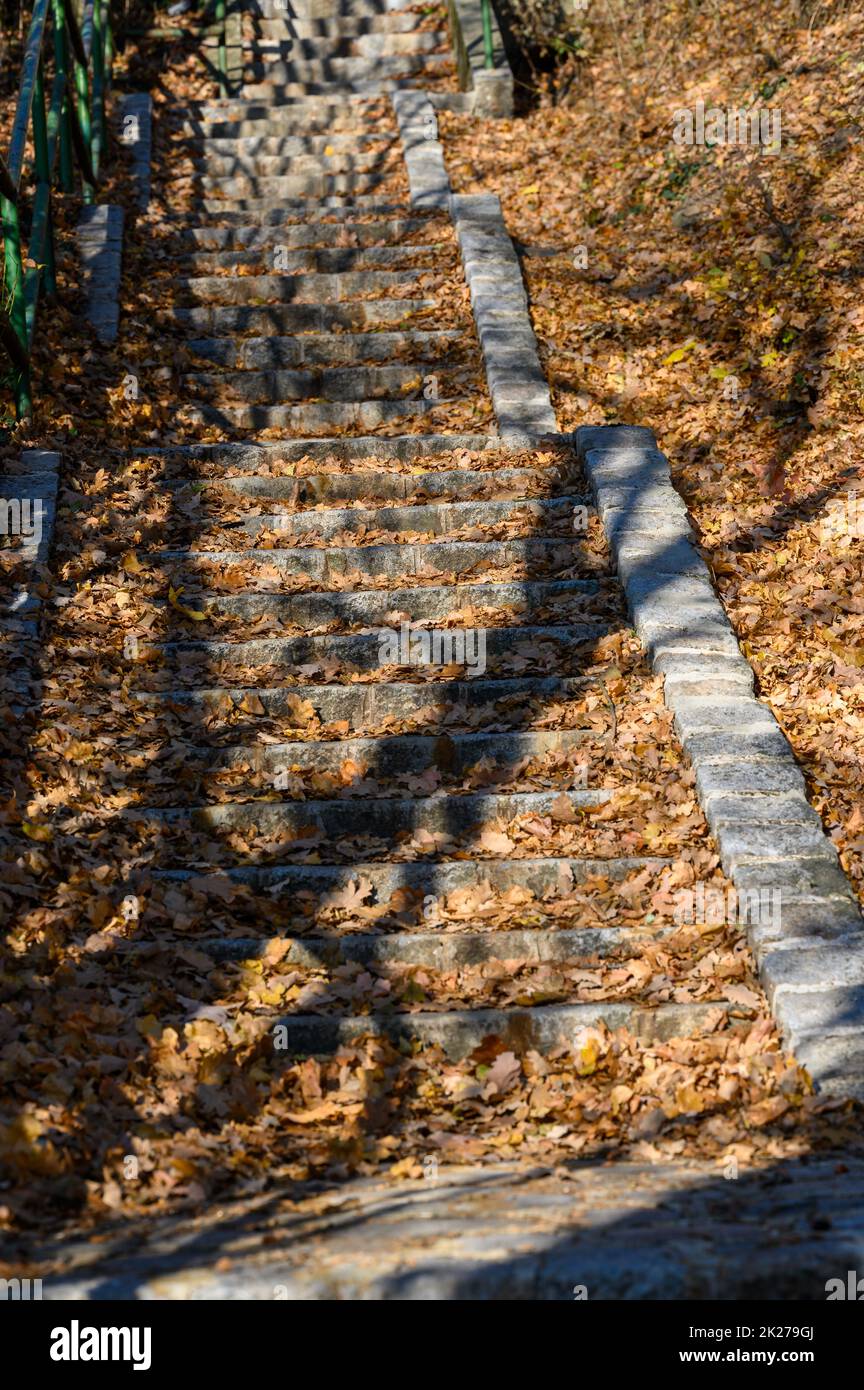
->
[[77, 205, 125, 346], [0, 449, 60, 688], [575, 425, 864, 1098]]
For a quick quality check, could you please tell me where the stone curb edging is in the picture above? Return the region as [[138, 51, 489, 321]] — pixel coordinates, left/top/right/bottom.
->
[[451, 192, 557, 440], [77, 204, 124, 345], [393, 90, 557, 442], [118, 93, 153, 210], [446, 0, 514, 116], [575, 424, 864, 1100], [392, 90, 450, 210], [76, 96, 153, 345], [0, 451, 60, 705]]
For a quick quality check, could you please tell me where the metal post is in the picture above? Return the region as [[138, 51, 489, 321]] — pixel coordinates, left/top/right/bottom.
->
[[91, 0, 105, 179], [31, 61, 57, 301], [216, 0, 227, 96], [481, 0, 494, 69]]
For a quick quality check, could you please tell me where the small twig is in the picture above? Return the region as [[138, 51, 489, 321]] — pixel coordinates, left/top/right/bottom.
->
[[744, 155, 794, 247]]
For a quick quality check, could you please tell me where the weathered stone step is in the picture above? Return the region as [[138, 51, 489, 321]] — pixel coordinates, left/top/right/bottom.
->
[[183, 361, 452, 404], [187, 199, 410, 222], [180, 110, 397, 139], [155, 624, 607, 675], [254, 14, 429, 38], [192, 132, 393, 157], [239, 75, 445, 102], [182, 396, 450, 432], [175, 269, 423, 304], [150, 855, 667, 896], [196, 151, 405, 179], [129, 788, 614, 840], [243, 30, 446, 57], [137, 433, 492, 466], [193, 196, 410, 217], [157, 538, 595, 580], [170, 463, 554, 501], [267, 1001, 729, 1060], [183, 90, 394, 116], [198, 171, 402, 200], [150, 579, 598, 632], [180, 217, 428, 249], [184, 328, 460, 369], [193, 924, 669, 967], [176, 727, 592, 776], [240, 71, 450, 102], [254, 0, 420, 17], [207, 495, 588, 539], [168, 299, 436, 335], [241, 53, 448, 84], [254, 14, 431, 38], [244, 31, 447, 60], [138, 675, 599, 725], [183, 246, 442, 275]]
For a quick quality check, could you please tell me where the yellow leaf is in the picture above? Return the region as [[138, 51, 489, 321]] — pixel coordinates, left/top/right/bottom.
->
[[673, 1083, 704, 1115], [324, 144, 335, 156], [123, 551, 143, 574], [578, 1038, 600, 1076], [168, 585, 208, 621], [22, 821, 52, 842], [663, 341, 696, 365], [258, 985, 286, 1006], [520, 182, 540, 196]]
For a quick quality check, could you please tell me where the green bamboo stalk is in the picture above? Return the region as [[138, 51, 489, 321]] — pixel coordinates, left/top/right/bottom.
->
[[104, 0, 114, 97], [91, 0, 105, 178], [0, 192, 32, 416], [53, 0, 74, 192], [68, 0, 95, 201]]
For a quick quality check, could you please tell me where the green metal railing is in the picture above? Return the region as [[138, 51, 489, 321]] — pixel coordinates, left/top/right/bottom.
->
[[215, 0, 227, 95], [1, 0, 114, 419], [480, 0, 495, 68]]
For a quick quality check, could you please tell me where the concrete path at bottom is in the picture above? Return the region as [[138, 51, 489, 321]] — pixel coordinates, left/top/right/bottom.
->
[[40, 1158, 864, 1299]]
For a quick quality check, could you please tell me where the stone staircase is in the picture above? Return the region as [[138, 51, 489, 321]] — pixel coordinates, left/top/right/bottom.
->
[[33, 0, 862, 1298], [101, 0, 760, 1068], [242, 0, 452, 98]]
